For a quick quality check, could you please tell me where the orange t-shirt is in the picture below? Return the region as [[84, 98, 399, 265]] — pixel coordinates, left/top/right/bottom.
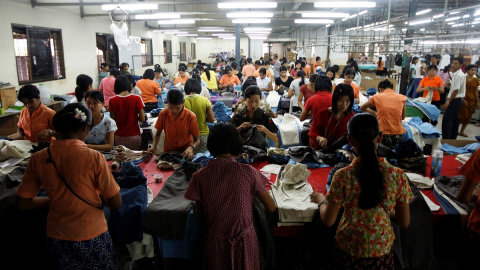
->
[[252, 69, 273, 79], [459, 149, 480, 235], [419, 76, 444, 101], [154, 107, 200, 152], [16, 139, 120, 241], [242, 64, 256, 78], [369, 89, 407, 135], [137, 79, 161, 103], [304, 65, 311, 77], [377, 61, 384, 71], [312, 62, 323, 72], [348, 82, 361, 99], [219, 74, 241, 86], [174, 75, 190, 85], [17, 103, 56, 143]]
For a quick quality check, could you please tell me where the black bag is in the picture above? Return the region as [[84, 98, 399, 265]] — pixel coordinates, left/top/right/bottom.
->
[[277, 85, 288, 96], [242, 126, 268, 150]]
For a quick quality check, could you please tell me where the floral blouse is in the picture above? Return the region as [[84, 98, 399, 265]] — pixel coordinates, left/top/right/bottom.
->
[[326, 157, 413, 258]]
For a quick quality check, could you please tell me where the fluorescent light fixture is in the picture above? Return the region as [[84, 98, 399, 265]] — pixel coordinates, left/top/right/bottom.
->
[[101, 4, 158, 11], [177, 34, 198, 36], [475, 17, 480, 21], [295, 19, 334, 24], [314, 1, 375, 8], [218, 2, 277, 9], [222, 37, 237, 39], [452, 23, 465, 27], [301, 12, 349, 18], [420, 28, 425, 31], [359, 10, 368, 15], [416, 9, 432, 15], [447, 22, 455, 25], [475, 9, 480, 16], [450, 11, 460, 15], [158, 19, 195, 24], [196, 37, 212, 40], [445, 16, 461, 21], [198, 28, 225, 32], [432, 14, 444, 19], [160, 29, 179, 32], [463, 14, 470, 18], [402, 28, 407, 31], [472, 21, 480, 25], [244, 27, 272, 31], [212, 33, 234, 36], [163, 31, 188, 35], [422, 40, 438, 44], [326, 24, 331, 28], [232, 19, 271, 24], [227, 12, 274, 18], [409, 19, 432, 25], [466, 39, 480, 43], [135, 13, 180, 19], [245, 31, 271, 34], [250, 36, 267, 39]]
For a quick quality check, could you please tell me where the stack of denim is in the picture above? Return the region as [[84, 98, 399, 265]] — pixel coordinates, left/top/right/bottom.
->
[[212, 102, 232, 123]]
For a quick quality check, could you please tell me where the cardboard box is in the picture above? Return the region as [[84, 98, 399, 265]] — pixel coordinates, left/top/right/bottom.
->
[[440, 139, 478, 155], [0, 87, 17, 109], [0, 113, 20, 136], [360, 77, 396, 91]]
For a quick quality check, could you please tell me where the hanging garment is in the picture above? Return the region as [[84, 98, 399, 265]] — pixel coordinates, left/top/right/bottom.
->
[[143, 161, 202, 239], [395, 54, 403, 66]]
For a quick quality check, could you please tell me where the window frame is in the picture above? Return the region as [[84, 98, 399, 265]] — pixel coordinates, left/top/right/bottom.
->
[[191, 43, 196, 60], [179, 41, 187, 61], [12, 24, 66, 85], [141, 38, 153, 67], [163, 40, 172, 63]]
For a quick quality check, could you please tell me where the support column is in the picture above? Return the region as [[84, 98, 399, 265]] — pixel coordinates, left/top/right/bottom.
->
[[235, 24, 241, 63]]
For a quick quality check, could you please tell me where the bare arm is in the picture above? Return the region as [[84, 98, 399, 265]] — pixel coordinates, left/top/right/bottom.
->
[[16, 127, 25, 140], [138, 109, 146, 122], [87, 131, 115, 152], [147, 129, 162, 155], [360, 100, 377, 117], [299, 108, 310, 121], [402, 103, 406, 120], [416, 84, 427, 93], [104, 192, 122, 209], [109, 110, 116, 121], [394, 203, 410, 229], [16, 196, 51, 210], [287, 88, 295, 98], [456, 178, 478, 204], [258, 191, 276, 212], [297, 92, 305, 110], [206, 106, 215, 123]]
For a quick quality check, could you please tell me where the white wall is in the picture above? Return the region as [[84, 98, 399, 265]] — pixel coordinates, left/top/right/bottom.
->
[[0, 1, 197, 94], [195, 37, 249, 65]]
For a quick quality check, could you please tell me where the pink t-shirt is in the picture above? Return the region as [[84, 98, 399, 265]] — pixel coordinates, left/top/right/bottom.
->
[[242, 65, 256, 79], [99, 77, 116, 107], [108, 94, 145, 137]]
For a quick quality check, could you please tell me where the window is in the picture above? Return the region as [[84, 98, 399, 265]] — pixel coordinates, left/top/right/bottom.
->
[[12, 24, 66, 84], [96, 33, 119, 71], [164, 40, 172, 63], [180, 42, 187, 61], [141, 38, 153, 66], [191, 43, 196, 60]]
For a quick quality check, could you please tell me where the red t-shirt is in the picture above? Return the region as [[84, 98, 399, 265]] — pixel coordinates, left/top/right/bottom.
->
[[309, 108, 354, 145], [304, 91, 333, 137], [459, 149, 480, 235], [108, 94, 145, 137], [299, 84, 316, 104]]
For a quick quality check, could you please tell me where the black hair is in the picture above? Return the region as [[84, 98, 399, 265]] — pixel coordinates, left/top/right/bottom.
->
[[244, 85, 262, 99], [442, 64, 451, 73], [259, 67, 267, 75], [466, 64, 477, 71], [125, 74, 136, 87], [109, 68, 121, 78], [316, 56, 321, 61], [143, 69, 155, 80], [154, 67, 162, 74], [241, 78, 257, 96], [326, 67, 336, 79], [224, 65, 232, 74], [207, 122, 243, 157], [297, 70, 306, 87], [411, 57, 419, 65], [351, 62, 361, 74], [231, 62, 238, 69], [114, 75, 132, 94], [154, 64, 161, 70], [191, 68, 200, 75], [192, 74, 202, 82], [100, 63, 108, 69], [427, 65, 438, 71], [332, 84, 354, 114], [295, 60, 305, 71], [378, 79, 393, 90], [344, 68, 356, 77], [119, 62, 129, 69], [332, 65, 340, 73], [314, 75, 332, 93], [18, 85, 40, 101], [247, 75, 256, 81], [279, 65, 288, 72], [265, 60, 270, 66], [347, 57, 354, 64], [309, 74, 318, 83], [53, 103, 93, 137], [247, 57, 252, 63], [202, 65, 211, 81], [75, 74, 93, 103], [452, 57, 463, 65], [167, 88, 184, 105], [431, 54, 440, 60], [85, 90, 104, 104], [178, 66, 186, 72], [347, 113, 383, 210], [184, 78, 202, 95]]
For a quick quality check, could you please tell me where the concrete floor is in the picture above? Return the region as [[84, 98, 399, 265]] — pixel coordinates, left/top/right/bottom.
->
[[436, 111, 480, 141]]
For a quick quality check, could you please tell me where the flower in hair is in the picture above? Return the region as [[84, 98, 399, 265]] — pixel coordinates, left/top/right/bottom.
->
[[74, 108, 87, 122]]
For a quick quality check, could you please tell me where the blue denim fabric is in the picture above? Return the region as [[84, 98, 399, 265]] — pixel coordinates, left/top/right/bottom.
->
[[212, 102, 232, 123], [157, 210, 199, 259], [192, 151, 214, 167]]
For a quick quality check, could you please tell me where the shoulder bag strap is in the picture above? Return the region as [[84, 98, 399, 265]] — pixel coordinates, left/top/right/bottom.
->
[[47, 147, 103, 210]]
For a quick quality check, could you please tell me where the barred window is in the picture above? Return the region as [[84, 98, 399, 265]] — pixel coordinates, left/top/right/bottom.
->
[[141, 38, 153, 67], [12, 24, 65, 85], [180, 41, 186, 61], [164, 40, 172, 63]]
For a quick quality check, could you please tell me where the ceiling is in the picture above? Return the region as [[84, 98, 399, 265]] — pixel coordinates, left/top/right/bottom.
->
[[29, 0, 480, 40]]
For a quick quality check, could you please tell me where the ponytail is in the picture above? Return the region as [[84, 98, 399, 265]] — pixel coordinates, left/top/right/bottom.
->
[[297, 70, 306, 87], [75, 74, 93, 103], [203, 66, 211, 81]]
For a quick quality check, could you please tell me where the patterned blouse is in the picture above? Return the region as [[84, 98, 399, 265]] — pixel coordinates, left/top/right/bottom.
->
[[326, 157, 413, 258]]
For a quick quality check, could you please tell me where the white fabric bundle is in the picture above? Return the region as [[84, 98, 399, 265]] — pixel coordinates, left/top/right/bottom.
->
[[278, 114, 301, 147]]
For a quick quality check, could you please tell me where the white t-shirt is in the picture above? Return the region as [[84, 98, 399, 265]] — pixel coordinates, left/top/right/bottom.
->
[[85, 114, 118, 146], [415, 62, 423, 78], [448, 69, 466, 99], [256, 76, 271, 90], [289, 78, 309, 107]]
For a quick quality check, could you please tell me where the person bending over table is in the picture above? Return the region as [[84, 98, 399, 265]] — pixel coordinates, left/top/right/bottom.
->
[[147, 89, 200, 160], [297, 74, 318, 111], [174, 66, 190, 86], [184, 122, 276, 270], [219, 66, 241, 90], [308, 84, 355, 150], [84, 90, 117, 152], [360, 79, 406, 150], [16, 103, 122, 269], [299, 76, 333, 125], [16, 84, 57, 143], [256, 68, 273, 92], [137, 69, 161, 113], [231, 86, 279, 147], [234, 78, 276, 118], [311, 113, 412, 269], [274, 65, 294, 92]]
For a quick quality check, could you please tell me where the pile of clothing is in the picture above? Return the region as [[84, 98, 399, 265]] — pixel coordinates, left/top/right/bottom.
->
[[236, 145, 267, 164], [212, 101, 232, 123], [157, 152, 183, 170], [394, 139, 427, 175], [270, 163, 318, 226], [433, 175, 476, 215]]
